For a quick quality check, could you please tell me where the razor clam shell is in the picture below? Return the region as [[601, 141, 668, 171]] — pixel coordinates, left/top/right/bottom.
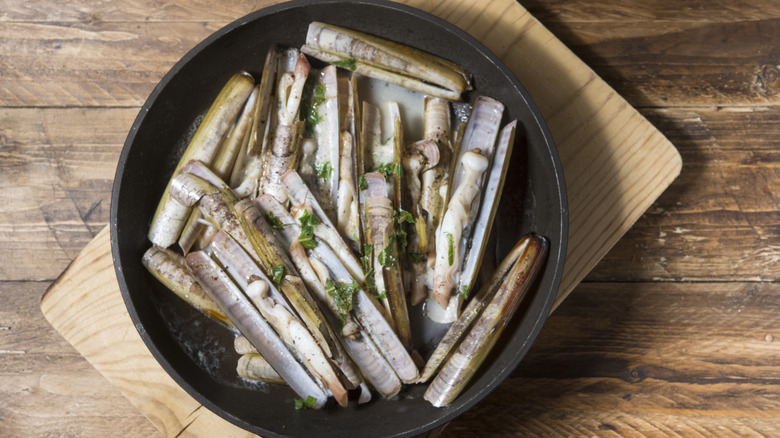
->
[[282, 169, 365, 282], [186, 251, 328, 409], [458, 121, 516, 295], [142, 245, 232, 327], [148, 72, 255, 248], [234, 198, 298, 275], [237, 353, 285, 384], [234, 335, 258, 355], [210, 230, 296, 316], [424, 235, 548, 407], [245, 280, 348, 407], [230, 48, 278, 190], [302, 22, 470, 100], [308, 65, 341, 222], [427, 96, 505, 322], [417, 236, 533, 383], [254, 195, 403, 397]]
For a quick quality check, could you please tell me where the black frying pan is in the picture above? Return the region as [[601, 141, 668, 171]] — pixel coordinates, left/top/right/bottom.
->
[[111, 1, 568, 436]]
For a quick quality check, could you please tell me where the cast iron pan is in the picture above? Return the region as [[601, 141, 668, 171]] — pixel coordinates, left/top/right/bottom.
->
[[110, 0, 568, 436]]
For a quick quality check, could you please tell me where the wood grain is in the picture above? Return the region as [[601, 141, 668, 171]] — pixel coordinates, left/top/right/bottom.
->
[[0, 108, 134, 281], [2, 1, 779, 108], [589, 106, 780, 281], [0, 281, 159, 438], [448, 282, 780, 437], [3, 0, 778, 436]]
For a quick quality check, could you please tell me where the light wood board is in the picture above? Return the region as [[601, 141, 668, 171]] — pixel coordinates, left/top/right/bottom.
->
[[40, 0, 682, 436]]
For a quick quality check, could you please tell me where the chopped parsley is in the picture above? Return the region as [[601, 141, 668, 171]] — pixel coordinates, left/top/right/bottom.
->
[[271, 266, 285, 285], [378, 234, 397, 267], [373, 162, 402, 179], [460, 285, 469, 299], [298, 209, 321, 249], [358, 174, 368, 191], [313, 161, 333, 179], [394, 208, 414, 224], [294, 395, 318, 410], [326, 279, 359, 327], [446, 232, 454, 266], [303, 81, 327, 133], [331, 57, 357, 71], [265, 212, 289, 230], [392, 209, 413, 255]]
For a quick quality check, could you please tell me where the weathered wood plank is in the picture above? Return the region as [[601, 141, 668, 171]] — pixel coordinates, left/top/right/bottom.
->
[[0, 281, 159, 438], [5, 0, 780, 24], [2, 5, 780, 108], [448, 281, 780, 437], [589, 106, 780, 281], [0, 108, 134, 281], [0, 21, 223, 107], [522, 0, 780, 22], [0, 0, 267, 23], [537, 19, 780, 107]]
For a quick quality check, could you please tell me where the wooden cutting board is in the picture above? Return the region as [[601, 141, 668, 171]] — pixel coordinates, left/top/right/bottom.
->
[[40, 0, 682, 436]]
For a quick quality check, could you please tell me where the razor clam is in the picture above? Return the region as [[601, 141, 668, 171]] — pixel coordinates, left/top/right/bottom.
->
[[231, 48, 279, 195], [233, 198, 298, 275], [401, 139, 440, 305], [288, 238, 400, 398], [283, 169, 364, 281], [363, 171, 412, 349], [237, 353, 285, 384], [245, 279, 349, 407], [301, 22, 471, 100], [148, 71, 255, 247], [429, 96, 508, 323], [234, 335, 258, 355], [211, 219, 364, 391], [424, 235, 548, 407], [299, 65, 340, 222], [168, 171, 261, 270], [337, 129, 360, 246], [186, 250, 328, 409], [255, 194, 404, 396], [259, 50, 310, 204], [335, 75, 360, 246], [179, 86, 260, 253], [257, 185, 418, 383], [141, 245, 231, 327]]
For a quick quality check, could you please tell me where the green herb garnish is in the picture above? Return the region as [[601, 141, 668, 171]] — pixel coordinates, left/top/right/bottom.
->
[[331, 57, 357, 71], [303, 81, 327, 133], [358, 174, 368, 191], [326, 279, 359, 326], [294, 395, 318, 410], [378, 234, 398, 267], [271, 266, 285, 285], [314, 161, 333, 179], [373, 162, 402, 179], [298, 209, 321, 249], [460, 285, 469, 299], [446, 232, 454, 266], [394, 208, 414, 224], [265, 212, 289, 230]]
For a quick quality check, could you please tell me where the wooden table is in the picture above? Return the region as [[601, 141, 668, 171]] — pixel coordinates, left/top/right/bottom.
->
[[3, 0, 779, 436]]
